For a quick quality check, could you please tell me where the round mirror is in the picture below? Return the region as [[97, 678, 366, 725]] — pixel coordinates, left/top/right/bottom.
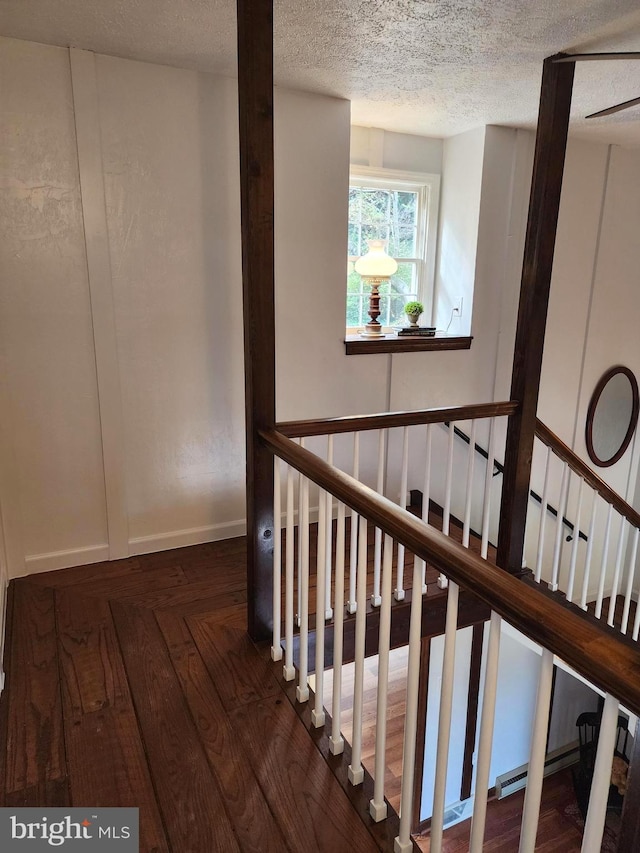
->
[[586, 366, 639, 467]]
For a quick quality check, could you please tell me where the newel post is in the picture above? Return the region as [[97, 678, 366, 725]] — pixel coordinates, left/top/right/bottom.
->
[[497, 55, 575, 575], [237, 0, 276, 641]]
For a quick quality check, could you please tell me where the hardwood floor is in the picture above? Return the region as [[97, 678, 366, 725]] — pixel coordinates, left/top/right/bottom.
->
[[0, 531, 599, 853], [414, 770, 585, 852], [0, 539, 396, 853]]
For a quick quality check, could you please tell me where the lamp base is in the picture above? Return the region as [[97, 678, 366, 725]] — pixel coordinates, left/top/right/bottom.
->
[[360, 322, 385, 338]]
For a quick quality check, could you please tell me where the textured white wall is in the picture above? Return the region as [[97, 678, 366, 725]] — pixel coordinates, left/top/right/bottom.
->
[[275, 92, 386, 421], [432, 127, 485, 337], [0, 37, 360, 575], [0, 39, 109, 572], [96, 55, 247, 548], [532, 141, 640, 599]]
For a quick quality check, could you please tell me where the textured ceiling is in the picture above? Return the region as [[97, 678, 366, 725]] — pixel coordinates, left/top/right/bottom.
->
[[2, 0, 640, 144]]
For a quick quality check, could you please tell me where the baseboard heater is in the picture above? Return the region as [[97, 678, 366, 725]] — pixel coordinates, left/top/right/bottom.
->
[[495, 741, 580, 799]]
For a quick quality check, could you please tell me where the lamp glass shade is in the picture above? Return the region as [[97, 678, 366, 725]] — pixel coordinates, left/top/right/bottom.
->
[[354, 239, 398, 278]]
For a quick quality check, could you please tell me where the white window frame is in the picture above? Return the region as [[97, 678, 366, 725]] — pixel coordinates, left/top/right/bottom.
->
[[346, 166, 440, 333]]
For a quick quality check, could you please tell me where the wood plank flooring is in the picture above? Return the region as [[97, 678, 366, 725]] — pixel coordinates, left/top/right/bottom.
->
[[0, 540, 391, 853], [0, 531, 598, 853], [414, 770, 585, 852]]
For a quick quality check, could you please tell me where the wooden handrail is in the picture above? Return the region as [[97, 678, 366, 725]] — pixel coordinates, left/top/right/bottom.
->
[[261, 427, 640, 715], [276, 401, 518, 438], [535, 419, 640, 530]]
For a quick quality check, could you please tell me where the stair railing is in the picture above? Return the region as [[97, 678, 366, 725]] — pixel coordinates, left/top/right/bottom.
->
[[529, 419, 640, 635], [275, 400, 515, 621], [444, 420, 589, 544], [263, 421, 640, 853]]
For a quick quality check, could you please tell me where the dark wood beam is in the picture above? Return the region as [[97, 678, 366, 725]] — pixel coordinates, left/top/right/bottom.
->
[[237, 0, 276, 641], [461, 623, 484, 801], [412, 637, 431, 831], [291, 589, 490, 671], [497, 54, 575, 575]]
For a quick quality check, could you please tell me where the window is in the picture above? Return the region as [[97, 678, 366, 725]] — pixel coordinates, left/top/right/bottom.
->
[[346, 167, 440, 332]]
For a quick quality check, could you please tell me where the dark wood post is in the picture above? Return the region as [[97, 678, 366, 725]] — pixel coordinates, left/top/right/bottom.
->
[[460, 623, 484, 801], [237, 0, 276, 641], [497, 55, 575, 574]]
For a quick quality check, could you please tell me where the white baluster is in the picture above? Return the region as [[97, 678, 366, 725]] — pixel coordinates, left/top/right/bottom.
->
[[428, 582, 460, 852], [595, 503, 614, 619], [370, 534, 394, 821], [414, 423, 433, 594], [535, 446, 552, 583], [580, 497, 599, 610], [312, 487, 327, 728], [395, 426, 410, 601], [581, 694, 620, 853], [469, 611, 502, 852], [549, 461, 569, 591], [607, 516, 627, 627], [348, 515, 368, 786], [271, 457, 283, 661], [348, 433, 360, 614], [394, 554, 430, 853], [296, 474, 310, 703], [437, 422, 456, 589], [622, 527, 640, 635], [372, 429, 386, 607], [283, 465, 296, 680], [481, 419, 497, 561], [296, 438, 305, 626], [462, 420, 477, 549], [566, 476, 584, 603], [518, 648, 554, 853], [330, 501, 346, 755], [325, 435, 334, 620]]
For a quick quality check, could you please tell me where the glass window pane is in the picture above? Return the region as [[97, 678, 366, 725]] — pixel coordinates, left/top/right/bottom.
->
[[346, 293, 364, 328], [348, 224, 360, 258], [360, 189, 390, 226], [347, 269, 363, 294], [394, 226, 415, 257], [346, 181, 427, 329], [388, 193, 418, 256]]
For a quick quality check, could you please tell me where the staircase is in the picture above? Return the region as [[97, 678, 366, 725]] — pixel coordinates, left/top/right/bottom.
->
[[263, 408, 640, 852]]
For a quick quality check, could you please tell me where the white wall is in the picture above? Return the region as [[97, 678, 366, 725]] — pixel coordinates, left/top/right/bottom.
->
[[433, 128, 484, 337], [530, 141, 640, 598], [421, 626, 474, 818], [0, 39, 109, 572], [350, 125, 443, 174], [276, 95, 387, 420], [390, 126, 532, 417], [420, 622, 597, 820], [0, 36, 366, 576]]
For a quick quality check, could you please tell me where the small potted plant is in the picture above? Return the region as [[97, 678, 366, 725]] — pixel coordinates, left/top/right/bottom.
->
[[404, 300, 424, 327]]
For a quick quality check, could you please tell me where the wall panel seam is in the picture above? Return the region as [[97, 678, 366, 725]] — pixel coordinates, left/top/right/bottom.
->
[[69, 47, 129, 560]]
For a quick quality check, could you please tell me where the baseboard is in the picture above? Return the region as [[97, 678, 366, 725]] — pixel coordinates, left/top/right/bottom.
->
[[18, 543, 111, 578], [495, 741, 580, 799], [15, 505, 329, 575], [128, 519, 247, 556]]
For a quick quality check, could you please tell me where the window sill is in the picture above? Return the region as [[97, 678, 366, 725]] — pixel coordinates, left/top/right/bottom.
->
[[344, 332, 473, 355]]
